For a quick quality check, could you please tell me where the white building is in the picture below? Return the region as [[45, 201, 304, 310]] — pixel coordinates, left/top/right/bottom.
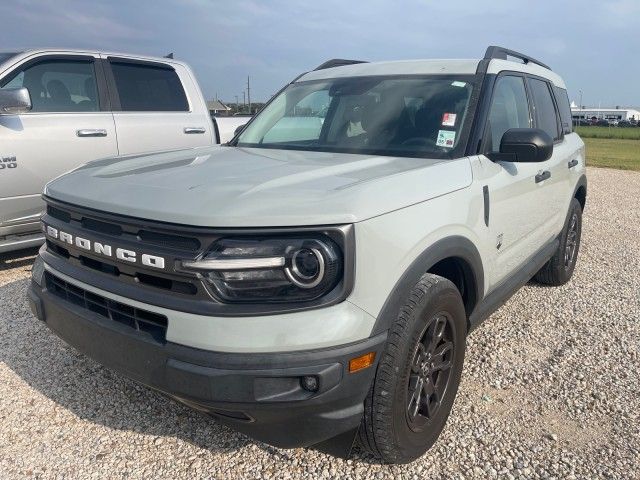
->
[[571, 106, 640, 122]]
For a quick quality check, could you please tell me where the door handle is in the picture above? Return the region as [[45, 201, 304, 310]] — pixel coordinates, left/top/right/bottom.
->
[[535, 170, 551, 183], [568, 159, 578, 169], [184, 127, 206, 134], [77, 129, 107, 137]]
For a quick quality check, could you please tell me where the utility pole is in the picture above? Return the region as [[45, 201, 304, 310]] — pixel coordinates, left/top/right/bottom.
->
[[247, 76, 251, 114], [235, 95, 239, 113], [243, 91, 246, 112]]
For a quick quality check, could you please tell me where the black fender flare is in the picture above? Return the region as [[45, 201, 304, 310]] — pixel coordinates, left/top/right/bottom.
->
[[370, 235, 484, 336], [573, 173, 587, 209]]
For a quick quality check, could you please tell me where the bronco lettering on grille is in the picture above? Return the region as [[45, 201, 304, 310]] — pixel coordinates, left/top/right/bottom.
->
[[43, 224, 166, 270]]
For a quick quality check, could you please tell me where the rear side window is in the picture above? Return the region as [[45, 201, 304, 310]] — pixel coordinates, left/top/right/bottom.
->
[[528, 78, 560, 140], [486, 75, 531, 152], [110, 62, 188, 112], [553, 86, 573, 134]]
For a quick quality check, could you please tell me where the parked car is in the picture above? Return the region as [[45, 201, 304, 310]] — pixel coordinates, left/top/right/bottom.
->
[[595, 119, 610, 127], [617, 120, 633, 128], [28, 46, 586, 463], [0, 49, 248, 253]]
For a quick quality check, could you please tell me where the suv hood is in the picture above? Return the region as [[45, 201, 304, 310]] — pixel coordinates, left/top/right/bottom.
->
[[45, 146, 472, 227]]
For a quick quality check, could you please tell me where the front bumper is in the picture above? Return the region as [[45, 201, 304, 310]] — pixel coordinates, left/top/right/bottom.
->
[[27, 269, 386, 450]]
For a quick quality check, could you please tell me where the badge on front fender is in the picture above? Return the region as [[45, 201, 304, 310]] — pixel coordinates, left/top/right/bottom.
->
[[0, 156, 17, 170]]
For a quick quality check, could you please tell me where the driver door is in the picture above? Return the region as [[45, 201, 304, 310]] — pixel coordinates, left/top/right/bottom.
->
[[0, 53, 118, 237]]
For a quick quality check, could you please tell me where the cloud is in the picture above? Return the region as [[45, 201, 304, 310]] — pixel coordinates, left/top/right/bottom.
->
[[0, 1, 149, 42]]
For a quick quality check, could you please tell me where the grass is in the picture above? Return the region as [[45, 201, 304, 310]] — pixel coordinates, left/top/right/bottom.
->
[[576, 125, 640, 140], [584, 137, 640, 171]]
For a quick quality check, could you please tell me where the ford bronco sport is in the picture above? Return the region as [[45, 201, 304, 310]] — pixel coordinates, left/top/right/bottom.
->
[[28, 46, 586, 463]]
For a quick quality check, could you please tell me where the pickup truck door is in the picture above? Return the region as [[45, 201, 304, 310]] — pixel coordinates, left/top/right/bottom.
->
[[102, 56, 214, 155], [0, 53, 118, 236], [476, 74, 554, 290]]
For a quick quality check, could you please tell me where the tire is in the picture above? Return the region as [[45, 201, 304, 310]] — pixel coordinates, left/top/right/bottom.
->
[[534, 197, 582, 286], [358, 274, 466, 464]]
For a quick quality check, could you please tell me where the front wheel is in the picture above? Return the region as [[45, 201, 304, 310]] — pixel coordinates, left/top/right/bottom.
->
[[358, 274, 466, 464], [534, 197, 583, 286]]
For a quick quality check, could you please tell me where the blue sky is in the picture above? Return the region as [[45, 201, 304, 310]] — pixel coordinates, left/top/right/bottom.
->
[[1, 0, 639, 106]]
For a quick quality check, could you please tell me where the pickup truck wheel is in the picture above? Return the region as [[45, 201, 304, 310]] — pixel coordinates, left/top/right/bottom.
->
[[534, 198, 582, 286], [358, 274, 466, 464]]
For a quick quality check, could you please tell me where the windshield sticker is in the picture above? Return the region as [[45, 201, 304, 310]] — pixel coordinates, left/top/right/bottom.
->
[[451, 81, 466, 87], [442, 113, 457, 127], [436, 130, 456, 148]]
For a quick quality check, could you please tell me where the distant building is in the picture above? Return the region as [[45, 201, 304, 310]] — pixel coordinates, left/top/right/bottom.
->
[[571, 106, 640, 122], [207, 99, 231, 116]]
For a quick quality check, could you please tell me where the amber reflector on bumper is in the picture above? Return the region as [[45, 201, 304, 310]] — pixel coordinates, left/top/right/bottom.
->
[[349, 352, 376, 373]]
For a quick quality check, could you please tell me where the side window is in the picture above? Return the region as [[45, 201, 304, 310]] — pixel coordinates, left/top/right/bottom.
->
[[528, 78, 561, 140], [0, 59, 98, 112], [553, 86, 573, 135], [110, 62, 188, 112], [486, 75, 531, 152]]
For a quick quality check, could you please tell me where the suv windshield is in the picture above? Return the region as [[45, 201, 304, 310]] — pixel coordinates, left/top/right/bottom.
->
[[235, 75, 476, 158]]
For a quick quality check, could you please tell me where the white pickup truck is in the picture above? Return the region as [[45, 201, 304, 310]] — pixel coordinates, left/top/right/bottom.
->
[[0, 49, 247, 253]]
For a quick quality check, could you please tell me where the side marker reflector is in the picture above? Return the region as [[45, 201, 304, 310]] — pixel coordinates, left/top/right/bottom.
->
[[349, 352, 376, 373]]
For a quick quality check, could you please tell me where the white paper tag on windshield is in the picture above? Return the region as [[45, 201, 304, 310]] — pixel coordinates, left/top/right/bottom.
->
[[451, 81, 466, 87], [436, 130, 456, 148], [442, 113, 457, 127]]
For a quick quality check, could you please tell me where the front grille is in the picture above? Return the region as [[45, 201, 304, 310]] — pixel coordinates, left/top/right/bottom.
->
[[45, 204, 202, 251], [46, 271, 168, 343]]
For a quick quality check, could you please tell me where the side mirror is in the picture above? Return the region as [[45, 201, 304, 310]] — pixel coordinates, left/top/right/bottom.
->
[[234, 124, 245, 136], [0, 87, 32, 114], [491, 128, 553, 163]]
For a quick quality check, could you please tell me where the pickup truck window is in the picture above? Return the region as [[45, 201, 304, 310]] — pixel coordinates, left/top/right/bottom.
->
[[0, 59, 99, 113], [110, 62, 188, 112], [486, 75, 531, 152], [236, 75, 476, 159]]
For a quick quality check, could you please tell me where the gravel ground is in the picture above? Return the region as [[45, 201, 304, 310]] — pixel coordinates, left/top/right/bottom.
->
[[0, 166, 638, 479]]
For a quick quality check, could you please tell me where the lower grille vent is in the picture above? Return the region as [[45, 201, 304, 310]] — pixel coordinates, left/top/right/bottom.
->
[[46, 271, 168, 343]]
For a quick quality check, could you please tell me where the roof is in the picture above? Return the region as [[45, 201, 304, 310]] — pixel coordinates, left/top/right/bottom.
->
[[207, 100, 230, 111], [298, 57, 566, 89], [0, 48, 191, 70], [299, 59, 480, 82]]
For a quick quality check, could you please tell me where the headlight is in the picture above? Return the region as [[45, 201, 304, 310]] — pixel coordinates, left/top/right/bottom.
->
[[181, 235, 344, 303]]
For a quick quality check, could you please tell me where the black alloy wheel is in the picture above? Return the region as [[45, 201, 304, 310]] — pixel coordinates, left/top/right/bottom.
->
[[405, 313, 455, 432]]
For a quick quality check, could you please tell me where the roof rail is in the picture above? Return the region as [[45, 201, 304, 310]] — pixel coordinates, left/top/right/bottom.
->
[[484, 46, 551, 71], [313, 58, 368, 71]]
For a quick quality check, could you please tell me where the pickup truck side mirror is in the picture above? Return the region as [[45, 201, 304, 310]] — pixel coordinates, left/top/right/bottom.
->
[[490, 128, 553, 163], [0, 87, 32, 115], [234, 124, 245, 137]]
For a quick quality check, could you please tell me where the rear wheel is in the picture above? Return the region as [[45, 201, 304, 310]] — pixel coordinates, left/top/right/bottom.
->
[[534, 197, 582, 286], [358, 274, 466, 464]]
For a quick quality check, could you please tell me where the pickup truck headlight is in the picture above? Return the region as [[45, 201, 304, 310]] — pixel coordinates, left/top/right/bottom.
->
[[181, 236, 344, 303]]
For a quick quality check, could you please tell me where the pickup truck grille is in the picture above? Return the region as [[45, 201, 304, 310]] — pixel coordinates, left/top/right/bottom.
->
[[46, 271, 168, 343]]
